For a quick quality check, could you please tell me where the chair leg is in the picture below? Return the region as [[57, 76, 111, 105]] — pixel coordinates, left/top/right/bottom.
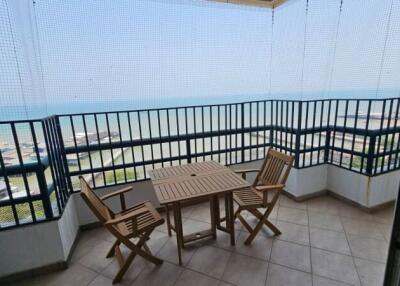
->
[[248, 208, 281, 235], [244, 215, 266, 245], [106, 240, 120, 258]]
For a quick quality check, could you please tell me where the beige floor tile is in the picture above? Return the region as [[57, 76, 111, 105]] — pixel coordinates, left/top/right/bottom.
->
[[270, 240, 311, 272], [341, 218, 386, 240], [182, 218, 212, 234], [370, 206, 394, 224], [276, 220, 310, 245], [308, 211, 344, 232], [78, 240, 114, 272], [200, 229, 240, 251], [307, 197, 341, 215], [354, 258, 385, 286], [88, 275, 112, 286], [279, 195, 308, 210], [222, 253, 268, 286], [102, 255, 148, 283], [277, 206, 309, 226], [337, 205, 373, 221], [189, 202, 213, 223], [175, 269, 219, 286], [310, 228, 351, 255], [311, 248, 360, 286], [33, 264, 98, 286], [312, 276, 350, 286], [347, 234, 389, 263], [187, 246, 231, 279], [132, 261, 183, 286], [157, 237, 198, 266], [234, 231, 273, 260], [145, 230, 170, 254], [266, 263, 312, 286]]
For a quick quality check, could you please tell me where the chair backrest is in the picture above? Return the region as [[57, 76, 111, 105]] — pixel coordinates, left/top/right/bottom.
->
[[254, 148, 294, 187], [80, 176, 113, 223]]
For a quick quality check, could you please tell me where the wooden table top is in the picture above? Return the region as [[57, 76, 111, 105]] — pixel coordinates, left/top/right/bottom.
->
[[149, 161, 251, 204]]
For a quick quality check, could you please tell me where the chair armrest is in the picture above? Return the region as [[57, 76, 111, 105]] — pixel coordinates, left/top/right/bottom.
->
[[234, 169, 260, 174], [100, 186, 133, 201], [255, 184, 285, 192], [105, 208, 148, 225]]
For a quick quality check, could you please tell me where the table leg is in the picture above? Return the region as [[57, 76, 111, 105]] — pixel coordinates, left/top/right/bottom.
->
[[227, 192, 235, 245], [210, 196, 217, 239], [165, 204, 172, 237], [173, 202, 183, 265]]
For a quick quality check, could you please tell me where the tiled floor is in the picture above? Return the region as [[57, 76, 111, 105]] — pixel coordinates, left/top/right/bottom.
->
[[12, 195, 393, 286]]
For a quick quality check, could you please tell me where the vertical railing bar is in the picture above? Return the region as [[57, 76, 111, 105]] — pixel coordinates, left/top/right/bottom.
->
[[236, 104, 239, 163], [202, 106, 205, 161], [225, 104, 228, 164], [184, 107, 191, 164], [339, 100, 349, 167], [264, 101, 267, 155], [374, 100, 386, 175], [105, 113, 117, 183], [69, 116, 82, 172], [94, 114, 106, 186], [137, 111, 146, 178], [302, 102, 309, 167], [82, 115, 96, 186], [210, 106, 213, 161], [310, 101, 317, 165], [285, 101, 289, 155], [116, 113, 127, 182], [330, 100, 339, 164], [193, 107, 197, 162], [392, 99, 400, 169], [50, 117, 69, 201], [218, 105, 221, 162], [42, 120, 61, 212], [126, 112, 138, 182], [349, 100, 360, 170], [295, 101, 302, 168], [290, 101, 295, 156], [360, 100, 372, 171], [317, 100, 324, 164], [229, 104, 233, 164], [175, 108, 181, 165], [147, 110, 155, 170], [42, 120, 64, 207], [256, 102, 259, 159], [280, 101, 283, 153], [30, 121, 53, 219], [156, 110, 164, 168], [45, 119, 66, 206], [381, 99, 393, 172], [54, 116, 73, 198], [166, 109, 173, 165], [11, 123, 36, 222], [325, 100, 332, 163], [0, 149, 19, 225]]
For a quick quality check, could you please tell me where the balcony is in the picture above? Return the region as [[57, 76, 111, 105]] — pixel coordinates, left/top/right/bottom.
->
[[0, 98, 399, 285], [1, 0, 400, 285]]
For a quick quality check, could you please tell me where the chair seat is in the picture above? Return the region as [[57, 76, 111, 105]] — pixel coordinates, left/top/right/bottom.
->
[[233, 187, 265, 208], [115, 202, 164, 237]]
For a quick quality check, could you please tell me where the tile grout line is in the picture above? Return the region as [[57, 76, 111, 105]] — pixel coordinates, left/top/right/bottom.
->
[[338, 215, 363, 286], [306, 202, 313, 286]]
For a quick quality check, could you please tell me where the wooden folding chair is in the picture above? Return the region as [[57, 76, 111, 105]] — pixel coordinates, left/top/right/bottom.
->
[[233, 149, 294, 245], [79, 177, 164, 284]]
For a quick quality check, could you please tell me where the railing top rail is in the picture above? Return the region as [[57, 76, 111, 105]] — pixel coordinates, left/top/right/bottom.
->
[[51, 97, 400, 118]]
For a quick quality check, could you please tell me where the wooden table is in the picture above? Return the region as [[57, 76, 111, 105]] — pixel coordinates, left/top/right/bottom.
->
[[149, 161, 250, 265]]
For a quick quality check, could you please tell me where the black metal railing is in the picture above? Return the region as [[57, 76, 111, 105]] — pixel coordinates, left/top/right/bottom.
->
[[0, 97, 399, 229]]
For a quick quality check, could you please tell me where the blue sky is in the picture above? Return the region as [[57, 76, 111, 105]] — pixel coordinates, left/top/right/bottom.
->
[[1, 0, 400, 117]]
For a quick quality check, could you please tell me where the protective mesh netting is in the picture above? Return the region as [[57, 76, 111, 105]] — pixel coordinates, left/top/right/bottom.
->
[[1, 0, 399, 120]]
